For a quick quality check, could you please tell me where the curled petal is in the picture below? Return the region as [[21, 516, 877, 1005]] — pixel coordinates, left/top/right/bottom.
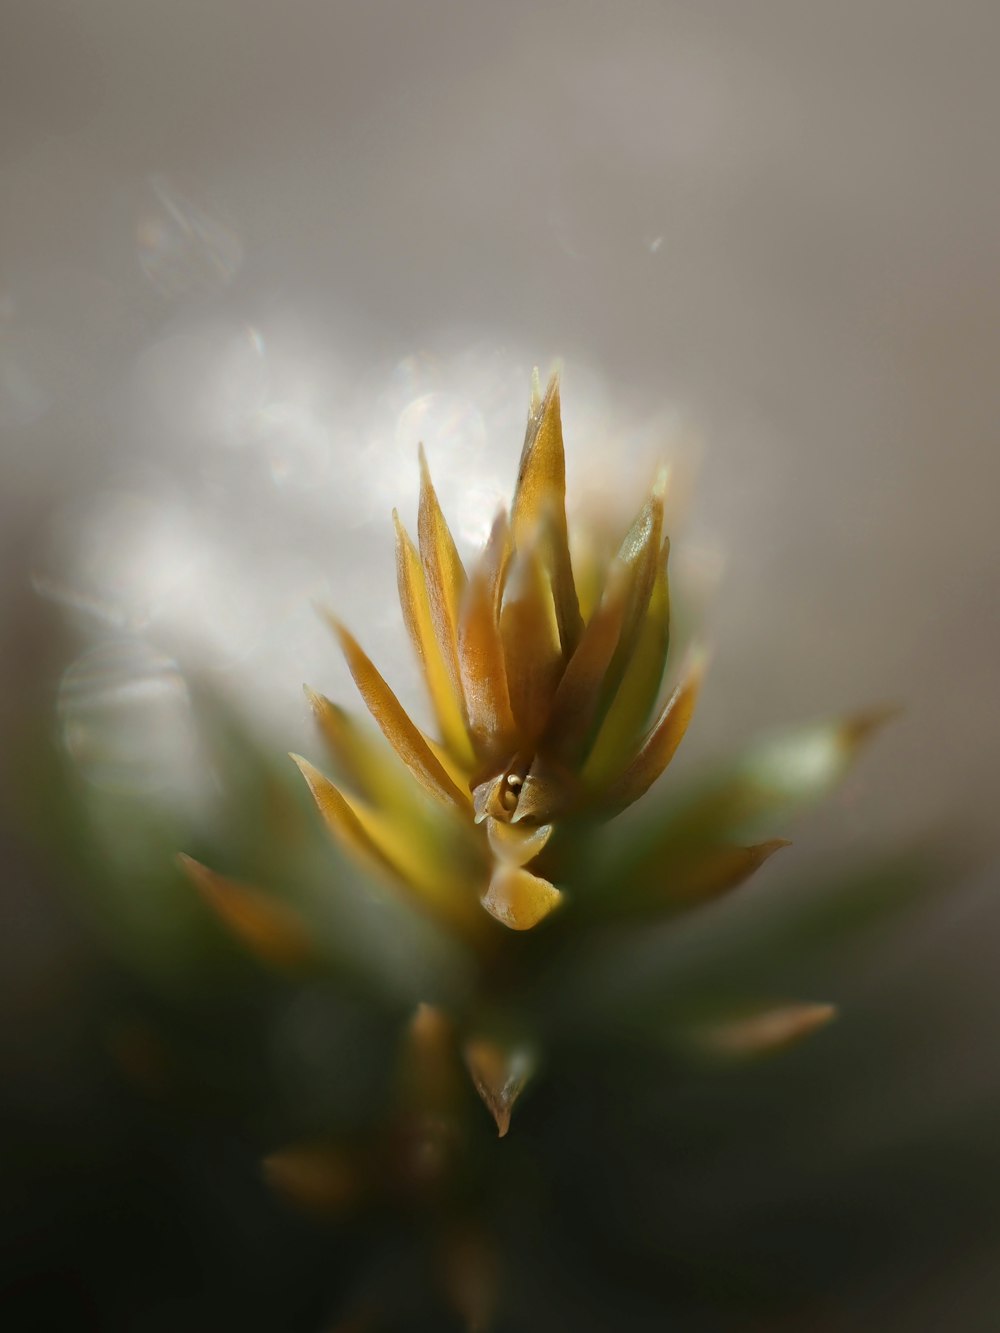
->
[[480, 863, 564, 930], [486, 817, 553, 867]]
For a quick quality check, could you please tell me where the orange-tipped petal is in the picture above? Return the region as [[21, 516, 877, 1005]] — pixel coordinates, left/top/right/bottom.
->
[[394, 511, 474, 766], [458, 563, 517, 758], [418, 446, 468, 701], [687, 1002, 837, 1061], [463, 1037, 535, 1137], [262, 1142, 362, 1215], [500, 535, 564, 743], [510, 374, 582, 655], [480, 863, 564, 931], [178, 854, 315, 970], [601, 648, 706, 813], [324, 616, 471, 809]]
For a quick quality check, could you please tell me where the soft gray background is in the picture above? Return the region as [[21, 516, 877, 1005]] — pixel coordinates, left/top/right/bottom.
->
[[2, 3, 999, 1325], [3, 0, 996, 857]]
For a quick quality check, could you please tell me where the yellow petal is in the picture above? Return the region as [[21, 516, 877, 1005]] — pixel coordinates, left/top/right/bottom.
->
[[418, 445, 468, 702], [463, 1037, 535, 1137], [178, 854, 315, 970], [324, 616, 471, 809], [304, 685, 416, 812], [500, 535, 564, 743], [480, 863, 564, 930], [292, 755, 483, 931], [394, 510, 474, 766], [583, 536, 671, 788], [458, 562, 517, 758], [601, 648, 706, 813], [351, 797, 482, 923], [291, 753, 400, 881], [510, 374, 582, 655]]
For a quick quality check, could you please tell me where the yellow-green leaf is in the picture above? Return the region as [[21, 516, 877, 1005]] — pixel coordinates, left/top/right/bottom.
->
[[583, 536, 670, 787], [601, 648, 706, 813]]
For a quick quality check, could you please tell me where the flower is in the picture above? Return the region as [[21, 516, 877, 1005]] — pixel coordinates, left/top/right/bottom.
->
[[291, 373, 704, 933]]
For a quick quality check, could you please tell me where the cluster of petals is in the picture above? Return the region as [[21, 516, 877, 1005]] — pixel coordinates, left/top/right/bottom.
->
[[293, 375, 703, 932]]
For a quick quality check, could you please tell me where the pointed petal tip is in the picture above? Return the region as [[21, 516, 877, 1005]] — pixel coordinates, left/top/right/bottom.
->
[[841, 705, 901, 748], [288, 751, 315, 780], [687, 641, 713, 679], [464, 1038, 535, 1138], [529, 366, 542, 413], [696, 1001, 838, 1060], [764, 837, 793, 853], [418, 440, 432, 483]]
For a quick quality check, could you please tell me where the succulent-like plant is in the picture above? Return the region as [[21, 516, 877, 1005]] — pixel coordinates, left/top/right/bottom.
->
[[177, 373, 888, 1329]]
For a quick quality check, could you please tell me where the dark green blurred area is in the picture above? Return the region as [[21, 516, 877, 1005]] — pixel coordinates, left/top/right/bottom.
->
[[3, 605, 998, 1333]]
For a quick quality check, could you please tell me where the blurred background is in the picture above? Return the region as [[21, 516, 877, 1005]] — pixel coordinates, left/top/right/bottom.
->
[[2, 2, 999, 1329]]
